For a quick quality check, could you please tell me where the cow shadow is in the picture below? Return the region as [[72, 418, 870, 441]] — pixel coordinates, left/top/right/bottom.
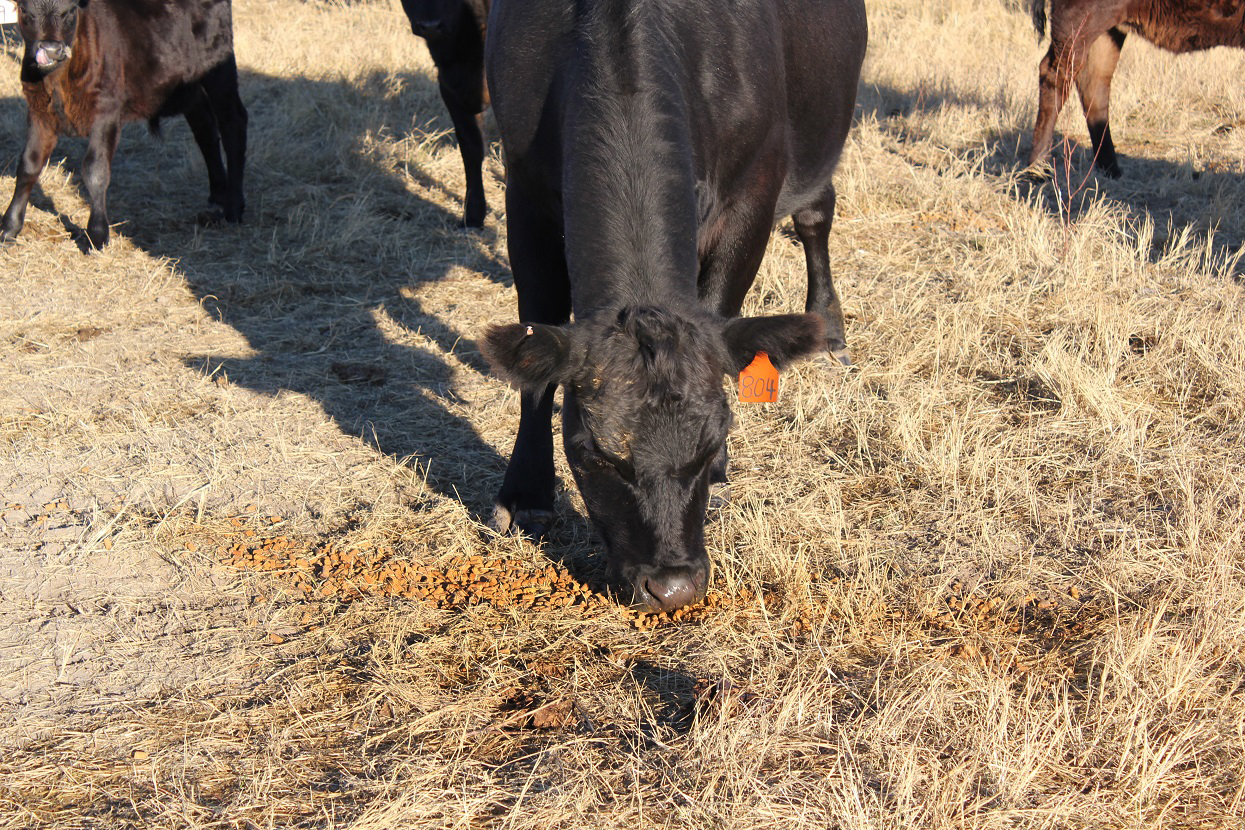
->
[[1013, 151, 1245, 278], [622, 658, 699, 739], [857, 79, 1245, 278], [2, 60, 514, 522], [0, 44, 608, 581], [160, 68, 511, 521]]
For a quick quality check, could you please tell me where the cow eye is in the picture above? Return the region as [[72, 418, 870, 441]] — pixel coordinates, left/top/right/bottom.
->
[[578, 436, 635, 481], [575, 435, 612, 468], [674, 443, 718, 481], [580, 439, 608, 466]]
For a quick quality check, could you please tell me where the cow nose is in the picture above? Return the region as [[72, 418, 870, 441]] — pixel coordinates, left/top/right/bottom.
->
[[638, 564, 708, 613]]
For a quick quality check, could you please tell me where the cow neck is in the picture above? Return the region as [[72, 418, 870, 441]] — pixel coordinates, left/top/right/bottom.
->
[[560, 0, 700, 320], [43, 15, 100, 136]]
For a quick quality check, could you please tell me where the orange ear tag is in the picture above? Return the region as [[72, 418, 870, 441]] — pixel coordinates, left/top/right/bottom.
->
[[738, 351, 779, 403]]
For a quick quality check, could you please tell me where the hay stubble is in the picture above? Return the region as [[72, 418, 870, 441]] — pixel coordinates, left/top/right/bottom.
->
[[1, 0, 1244, 827]]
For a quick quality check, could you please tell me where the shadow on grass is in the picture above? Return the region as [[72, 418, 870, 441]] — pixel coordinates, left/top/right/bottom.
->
[[858, 79, 1245, 278], [164, 68, 511, 522], [1, 60, 514, 523], [0, 48, 614, 596]]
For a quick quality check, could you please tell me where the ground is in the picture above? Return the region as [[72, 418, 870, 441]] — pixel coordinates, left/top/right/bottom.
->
[[1, 0, 1243, 827]]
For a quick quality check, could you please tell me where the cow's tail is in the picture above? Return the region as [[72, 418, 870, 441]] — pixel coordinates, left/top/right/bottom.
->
[[1029, 0, 1047, 38]]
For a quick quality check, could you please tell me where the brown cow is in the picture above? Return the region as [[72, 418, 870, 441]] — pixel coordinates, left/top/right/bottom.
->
[[2, 0, 247, 249], [1028, 0, 1245, 177]]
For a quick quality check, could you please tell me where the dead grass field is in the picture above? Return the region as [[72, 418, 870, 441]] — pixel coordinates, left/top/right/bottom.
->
[[1, 0, 1243, 826]]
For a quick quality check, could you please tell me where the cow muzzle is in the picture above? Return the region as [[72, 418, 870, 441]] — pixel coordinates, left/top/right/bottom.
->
[[630, 561, 709, 614], [31, 41, 72, 69]]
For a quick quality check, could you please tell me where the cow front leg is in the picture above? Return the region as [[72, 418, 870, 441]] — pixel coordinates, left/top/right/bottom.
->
[[81, 118, 120, 249], [696, 166, 784, 507], [1076, 28, 1126, 178], [698, 168, 784, 320], [491, 183, 571, 537], [493, 384, 560, 536], [441, 81, 487, 229], [1, 117, 58, 242], [793, 185, 850, 365]]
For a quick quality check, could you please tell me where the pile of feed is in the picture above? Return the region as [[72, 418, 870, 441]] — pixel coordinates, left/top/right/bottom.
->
[[204, 512, 768, 630]]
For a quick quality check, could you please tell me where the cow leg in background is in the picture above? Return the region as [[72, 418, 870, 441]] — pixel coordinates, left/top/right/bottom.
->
[[793, 185, 850, 366], [1, 117, 58, 241], [492, 184, 571, 537], [1029, 2, 1128, 175], [201, 58, 247, 223], [1030, 38, 1082, 173], [1076, 28, 1126, 178], [183, 88, 230, 218], [441, 83, 487, 228], [82, 118, 121, 249]]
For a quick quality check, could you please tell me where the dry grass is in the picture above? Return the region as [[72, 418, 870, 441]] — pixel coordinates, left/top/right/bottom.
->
[[1, 0, 1243, 827]]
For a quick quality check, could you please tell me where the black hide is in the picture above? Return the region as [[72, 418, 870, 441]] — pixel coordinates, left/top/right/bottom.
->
[[482, 0, 865, 612]]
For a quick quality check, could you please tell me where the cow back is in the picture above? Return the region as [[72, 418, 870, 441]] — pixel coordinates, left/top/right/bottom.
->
[[487, 0, 866, 306]]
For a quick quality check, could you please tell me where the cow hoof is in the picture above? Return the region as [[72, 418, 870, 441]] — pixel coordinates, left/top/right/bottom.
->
[[197, 207, 226, 227], [490, 503, 554, 539], [815, 350, 852, 370], [708, 482, 731, 510], [1019, 163, 1053, 185]]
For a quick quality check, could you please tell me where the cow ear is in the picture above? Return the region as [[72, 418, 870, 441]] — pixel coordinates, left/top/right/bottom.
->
[[480, 323, 582, 390], [721, 313, 825, 374]]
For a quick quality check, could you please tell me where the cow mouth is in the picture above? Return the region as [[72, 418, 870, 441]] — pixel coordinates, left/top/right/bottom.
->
[[31, 43, 72, 69]]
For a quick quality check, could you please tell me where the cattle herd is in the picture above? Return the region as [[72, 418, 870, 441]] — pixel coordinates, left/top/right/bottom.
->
[[2, 0, 1240, 611]]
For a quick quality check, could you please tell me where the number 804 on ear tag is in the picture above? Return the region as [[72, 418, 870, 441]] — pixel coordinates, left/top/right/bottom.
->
[[738, 351, 780, 403]]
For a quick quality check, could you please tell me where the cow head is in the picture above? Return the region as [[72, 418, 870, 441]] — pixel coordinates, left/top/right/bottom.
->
[[483, 306, 823, 613], [16, 0, 87, 81], [399, 0, 475, 39]]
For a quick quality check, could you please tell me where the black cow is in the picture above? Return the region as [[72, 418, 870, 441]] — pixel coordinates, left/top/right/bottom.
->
[[1028, 0, 1245, 177], [2, 0, 247, 249], [480, 0, 866, 612], [400, 0, 490, 228]]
